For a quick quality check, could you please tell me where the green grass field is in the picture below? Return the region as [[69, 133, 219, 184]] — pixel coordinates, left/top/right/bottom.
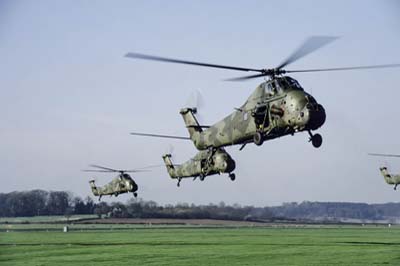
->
[[1, 225, 400, 266]]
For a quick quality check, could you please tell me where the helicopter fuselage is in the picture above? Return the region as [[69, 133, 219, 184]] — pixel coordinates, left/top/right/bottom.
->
[[89, 174, 138, 197], [162, 148, 236, 186], [184, 76, 326, 150]]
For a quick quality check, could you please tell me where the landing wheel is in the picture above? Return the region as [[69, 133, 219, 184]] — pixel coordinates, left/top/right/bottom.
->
[[253, 131, 264, 146], [229, 173, 236, 181], [309, 132, 322, 148], [177, 178, 181, 187], [133, 192, 138, 198], [200, 175, 205, 181]]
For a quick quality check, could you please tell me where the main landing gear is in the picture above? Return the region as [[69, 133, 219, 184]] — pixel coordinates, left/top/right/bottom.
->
[[177, 178, 182, 187], [308, 131, 322, 148], [229, 173, 236, 181], [394, 184, 398, 191], [253, 131, 264, 146]]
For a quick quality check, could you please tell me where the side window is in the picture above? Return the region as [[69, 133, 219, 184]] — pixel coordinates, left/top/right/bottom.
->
[[243, 112, 248, 121]]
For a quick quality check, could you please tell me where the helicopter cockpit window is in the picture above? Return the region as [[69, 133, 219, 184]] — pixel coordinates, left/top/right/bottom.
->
[[285, 77, 303, 91], [266, 82, 277, 96], [275, 79, 286, 91], [273, 80, 286, 93]]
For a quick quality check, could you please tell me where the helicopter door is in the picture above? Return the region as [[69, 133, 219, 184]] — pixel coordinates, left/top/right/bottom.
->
[[252, 104, 269, 128], [200, 159, 209, 175]]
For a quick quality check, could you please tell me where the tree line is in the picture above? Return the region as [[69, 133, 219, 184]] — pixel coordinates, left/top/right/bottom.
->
[[1, 190, 400, 222], [0, 190, 94, 217]]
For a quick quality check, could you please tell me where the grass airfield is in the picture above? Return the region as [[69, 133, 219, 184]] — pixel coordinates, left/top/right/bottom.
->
[[1, 222, 400, 266]]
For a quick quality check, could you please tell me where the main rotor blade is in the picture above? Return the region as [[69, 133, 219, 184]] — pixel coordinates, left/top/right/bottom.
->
[[89, 164, 118, 172], [369, 153, 400, 158], [135, 164, 164, 170], [84, 167, 156, 173], [82, 170, 114, 173], [225, 73, 268, 81], [130, 132, 191, 140], [286, 63, 400, 73], [277, 36, 339, 70], [119, 169, 150, 173], [125, 52, 263, 73]]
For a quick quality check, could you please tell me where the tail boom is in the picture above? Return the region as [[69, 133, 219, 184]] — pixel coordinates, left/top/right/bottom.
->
[[162, 154, 177, 179], [180, 108, 206, 150], [89, 180, 99, 196]]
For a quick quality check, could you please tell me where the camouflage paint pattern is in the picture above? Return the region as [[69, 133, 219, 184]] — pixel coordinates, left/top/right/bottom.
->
[[89, 174, 138, 197], [162, 148, 235, 180], [379, 167, 400, 189], [181, 76, 325, 150]]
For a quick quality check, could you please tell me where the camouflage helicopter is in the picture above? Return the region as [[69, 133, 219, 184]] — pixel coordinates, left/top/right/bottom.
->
[[162, 147, 236, 187], [369, 153, 400, 190], [84, 164, 148, 201], [127, 36, 400, 152]]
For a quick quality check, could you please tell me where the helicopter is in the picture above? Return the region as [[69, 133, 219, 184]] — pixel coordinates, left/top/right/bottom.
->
[[83, 164, 147, 201], [369, 153, 400, 190], [127, 36, 400, 152], [162, 147, 236, 187]]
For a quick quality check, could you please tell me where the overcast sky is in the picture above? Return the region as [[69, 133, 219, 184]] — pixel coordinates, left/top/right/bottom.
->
[[1, 0, 400, 206]]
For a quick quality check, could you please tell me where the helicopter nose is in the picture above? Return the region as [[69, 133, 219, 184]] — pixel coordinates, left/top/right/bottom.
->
[[224, 158, 236, 173], [216, 157, 236, 173], [305, 103, 326, 130], [131, 182, 138, 192]]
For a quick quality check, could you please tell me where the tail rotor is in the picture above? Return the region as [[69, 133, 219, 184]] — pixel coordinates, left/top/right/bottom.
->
[[185, 89, 206, 124]]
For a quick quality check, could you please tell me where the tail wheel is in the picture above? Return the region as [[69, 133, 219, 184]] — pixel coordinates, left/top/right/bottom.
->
[[229, 173, 236, 181]]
